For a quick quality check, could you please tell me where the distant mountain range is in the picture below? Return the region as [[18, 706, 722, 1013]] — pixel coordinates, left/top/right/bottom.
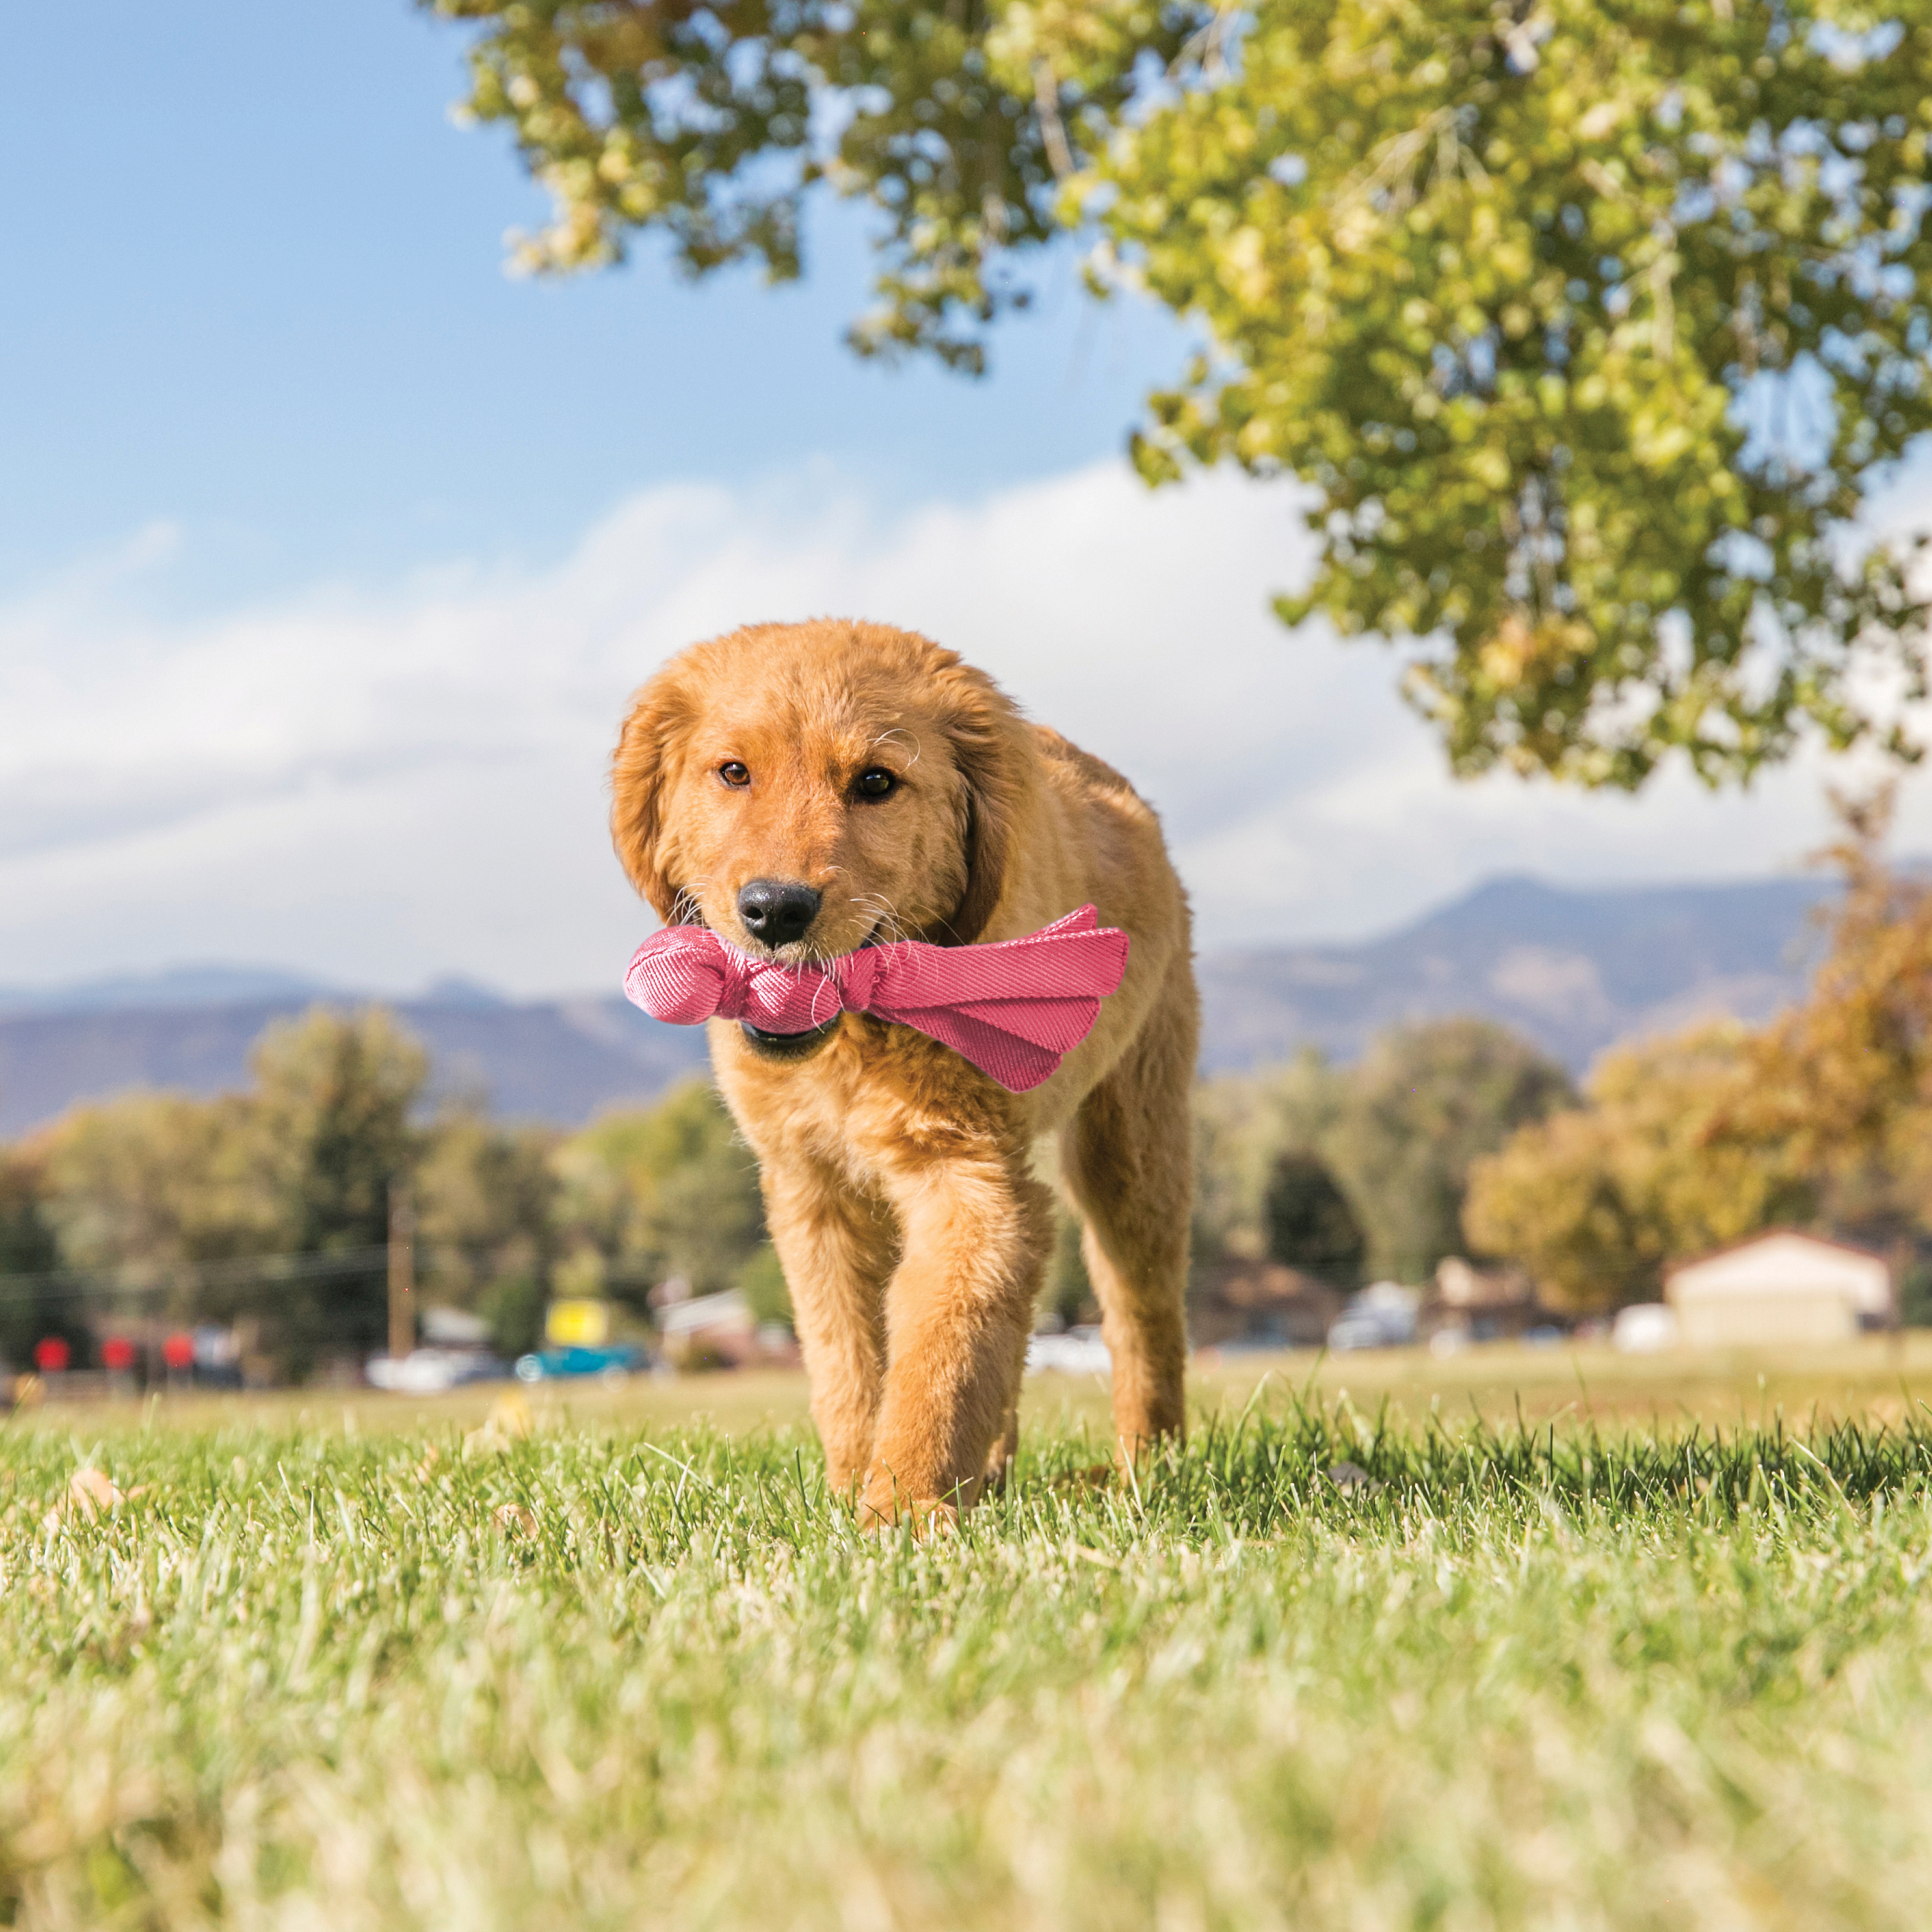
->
[[0, 872, 1839, 1135], [0, 965, 343, 1016], [0, 985, 710, 1137], [1195, 872, 1836, 1076]]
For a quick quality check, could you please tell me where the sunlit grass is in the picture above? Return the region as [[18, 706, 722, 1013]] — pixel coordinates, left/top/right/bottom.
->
[[5, 1385, 1932, 1928]]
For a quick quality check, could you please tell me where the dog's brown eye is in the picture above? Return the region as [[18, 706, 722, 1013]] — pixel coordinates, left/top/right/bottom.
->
[[718, 761, 751, 789], [855, 768, 896, 800]]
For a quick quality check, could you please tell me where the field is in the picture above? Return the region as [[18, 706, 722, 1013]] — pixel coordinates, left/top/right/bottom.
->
[[5, 1345, 1932, 1931]]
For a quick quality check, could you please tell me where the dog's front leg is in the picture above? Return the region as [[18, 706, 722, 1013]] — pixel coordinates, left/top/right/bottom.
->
[[761, 1159, 897, 1499], [860, 1152, 1055, 1528]]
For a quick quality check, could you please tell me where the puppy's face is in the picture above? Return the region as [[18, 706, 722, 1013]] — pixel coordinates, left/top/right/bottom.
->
[[612, 622, 1023, 980]]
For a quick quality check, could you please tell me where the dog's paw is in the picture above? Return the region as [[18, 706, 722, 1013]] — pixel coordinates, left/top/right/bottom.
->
[[857, 1493, 963, 1537], [1048, 1461, 1115, 1493]]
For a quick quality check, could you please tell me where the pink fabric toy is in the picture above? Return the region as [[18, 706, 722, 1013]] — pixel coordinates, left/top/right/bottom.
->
[[623, 905, 1131, 1094]]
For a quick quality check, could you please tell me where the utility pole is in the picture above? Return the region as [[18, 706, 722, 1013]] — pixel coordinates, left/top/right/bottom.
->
[[388, 1180, 415, 1363]]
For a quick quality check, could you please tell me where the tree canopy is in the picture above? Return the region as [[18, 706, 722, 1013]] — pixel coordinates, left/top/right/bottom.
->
[[3, 1041, 776, 1374], [1462, 1022, 1814, 1308], [424, 0, 1932, 786], [554, 1079, 767, 1296], [1325, 1016, 1573, 1282], [1189, 1020, 1569, 1287], [1262, 1149, 1367, 1287]]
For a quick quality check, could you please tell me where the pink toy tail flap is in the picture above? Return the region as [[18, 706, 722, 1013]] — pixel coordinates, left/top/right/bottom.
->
[[918, 1012, 1065, 1092], [892, 995, 1104, 1056]]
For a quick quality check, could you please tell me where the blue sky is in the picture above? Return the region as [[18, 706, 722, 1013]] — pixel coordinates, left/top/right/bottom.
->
[[3, 5, 1927, 999], [0, 1, 1182, 608]]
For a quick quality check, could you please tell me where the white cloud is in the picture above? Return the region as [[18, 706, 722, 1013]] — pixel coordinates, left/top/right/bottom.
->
[[1, 460, 1926, 996]]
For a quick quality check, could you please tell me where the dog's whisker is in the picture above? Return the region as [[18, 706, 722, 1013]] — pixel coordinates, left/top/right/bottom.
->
[[669, 880, 712, 930], [848, 892, 913, 951]]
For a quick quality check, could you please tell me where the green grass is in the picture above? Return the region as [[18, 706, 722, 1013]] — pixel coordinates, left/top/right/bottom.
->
[[5, 1388, 1932, 1929]]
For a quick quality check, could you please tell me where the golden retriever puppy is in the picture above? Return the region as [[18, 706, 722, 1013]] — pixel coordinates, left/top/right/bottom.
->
[[612, 620, 1197, 1524]]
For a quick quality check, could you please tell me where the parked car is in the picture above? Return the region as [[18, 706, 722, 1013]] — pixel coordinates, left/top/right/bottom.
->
[[513, 1343, 650, 1386], [366, 1347, 510, 1394], [1612, 1303, 1679, 1353], [1025, 1325, 1112, 1375], [1327, 1283, 1422, 1352]]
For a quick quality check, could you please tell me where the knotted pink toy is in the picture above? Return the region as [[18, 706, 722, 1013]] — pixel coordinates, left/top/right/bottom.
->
[[623, 905, 1130, 1094]]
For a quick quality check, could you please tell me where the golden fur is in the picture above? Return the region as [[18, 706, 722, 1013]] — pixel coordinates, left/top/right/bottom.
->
[[612, 620, 1198, 1524]]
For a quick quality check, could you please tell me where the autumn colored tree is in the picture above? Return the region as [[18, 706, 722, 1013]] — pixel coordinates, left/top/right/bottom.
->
[[1469, 791, 1932, 1309], [424, 0, 1932, 786], [1463, 1023, 1814, 1309], [1716, 785, 1932, 1240]]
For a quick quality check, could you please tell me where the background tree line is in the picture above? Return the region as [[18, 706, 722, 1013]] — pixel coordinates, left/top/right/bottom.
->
[[3, 1004, 1580, 1374], [1106, 790, 1932, 1324], [7, 797, 1932, 1374], [0, 1009, 776, 1378], [1180, 1018, 1573, 1303]]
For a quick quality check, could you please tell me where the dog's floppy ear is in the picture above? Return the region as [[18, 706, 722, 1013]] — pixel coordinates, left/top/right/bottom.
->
[[611, 667, 694, 923], [936, 661, 1031, 945]]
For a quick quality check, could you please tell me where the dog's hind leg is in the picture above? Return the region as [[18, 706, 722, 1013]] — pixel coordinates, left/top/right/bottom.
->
[[1059, 959, 1198, 1464], [981, 1322, 1031, 1495]]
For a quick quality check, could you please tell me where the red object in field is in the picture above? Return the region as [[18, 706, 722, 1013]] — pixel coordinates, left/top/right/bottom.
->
[[161, 1332, 195, 1372], [101, 1337, 137, 1373], [33, 1336, 70, 1373]]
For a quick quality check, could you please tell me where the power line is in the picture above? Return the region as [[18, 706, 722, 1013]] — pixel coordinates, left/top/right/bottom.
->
[[0, 1245, 392, 1310], [0, 1249, 673, 1314]]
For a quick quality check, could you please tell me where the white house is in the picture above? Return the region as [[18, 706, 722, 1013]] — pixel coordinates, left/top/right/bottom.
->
[[1665, 1231, 1892, 1349]]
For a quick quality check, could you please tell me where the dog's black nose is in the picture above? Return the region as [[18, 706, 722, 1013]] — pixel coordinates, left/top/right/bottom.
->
[[737, 878, 822, 946]]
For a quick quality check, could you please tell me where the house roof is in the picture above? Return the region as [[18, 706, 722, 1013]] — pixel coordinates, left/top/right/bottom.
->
[[1663, 1227, 1886, 1278], [1665, 1229, 1892, 1312]]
